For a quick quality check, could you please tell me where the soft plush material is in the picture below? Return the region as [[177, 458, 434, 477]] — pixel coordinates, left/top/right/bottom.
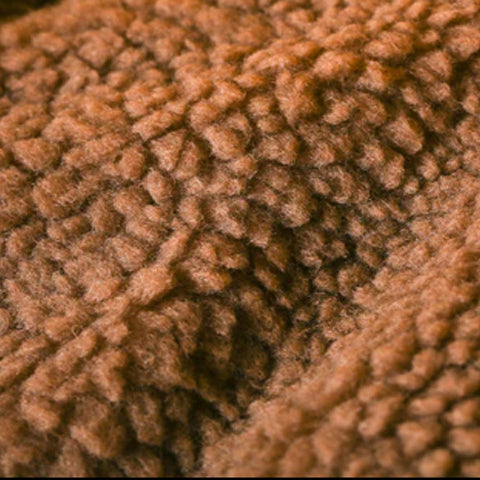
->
[[2, 0, 480, 476]]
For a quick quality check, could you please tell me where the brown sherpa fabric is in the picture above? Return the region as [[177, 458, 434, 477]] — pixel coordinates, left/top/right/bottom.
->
[[3, 0, 480, 476]]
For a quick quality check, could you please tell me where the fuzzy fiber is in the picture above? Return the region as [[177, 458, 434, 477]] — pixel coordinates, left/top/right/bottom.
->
[[2, 0, 480, 476]]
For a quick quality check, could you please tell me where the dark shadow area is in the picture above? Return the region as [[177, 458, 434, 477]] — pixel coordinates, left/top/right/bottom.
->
[[0, 0, 58, 21]]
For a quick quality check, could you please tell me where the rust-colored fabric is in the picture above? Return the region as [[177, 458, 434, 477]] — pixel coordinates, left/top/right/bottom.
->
[[2, 0, 480, 476]]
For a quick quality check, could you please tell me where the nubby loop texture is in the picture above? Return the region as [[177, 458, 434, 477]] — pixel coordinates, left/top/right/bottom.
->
[[2, 0, 480, 476]]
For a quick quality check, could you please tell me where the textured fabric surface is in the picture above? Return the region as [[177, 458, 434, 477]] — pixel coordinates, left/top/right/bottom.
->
[[2, 0, 480, 476]]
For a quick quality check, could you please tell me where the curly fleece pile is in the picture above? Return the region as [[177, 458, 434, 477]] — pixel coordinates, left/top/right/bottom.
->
[[3, 0, 480, 476]]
